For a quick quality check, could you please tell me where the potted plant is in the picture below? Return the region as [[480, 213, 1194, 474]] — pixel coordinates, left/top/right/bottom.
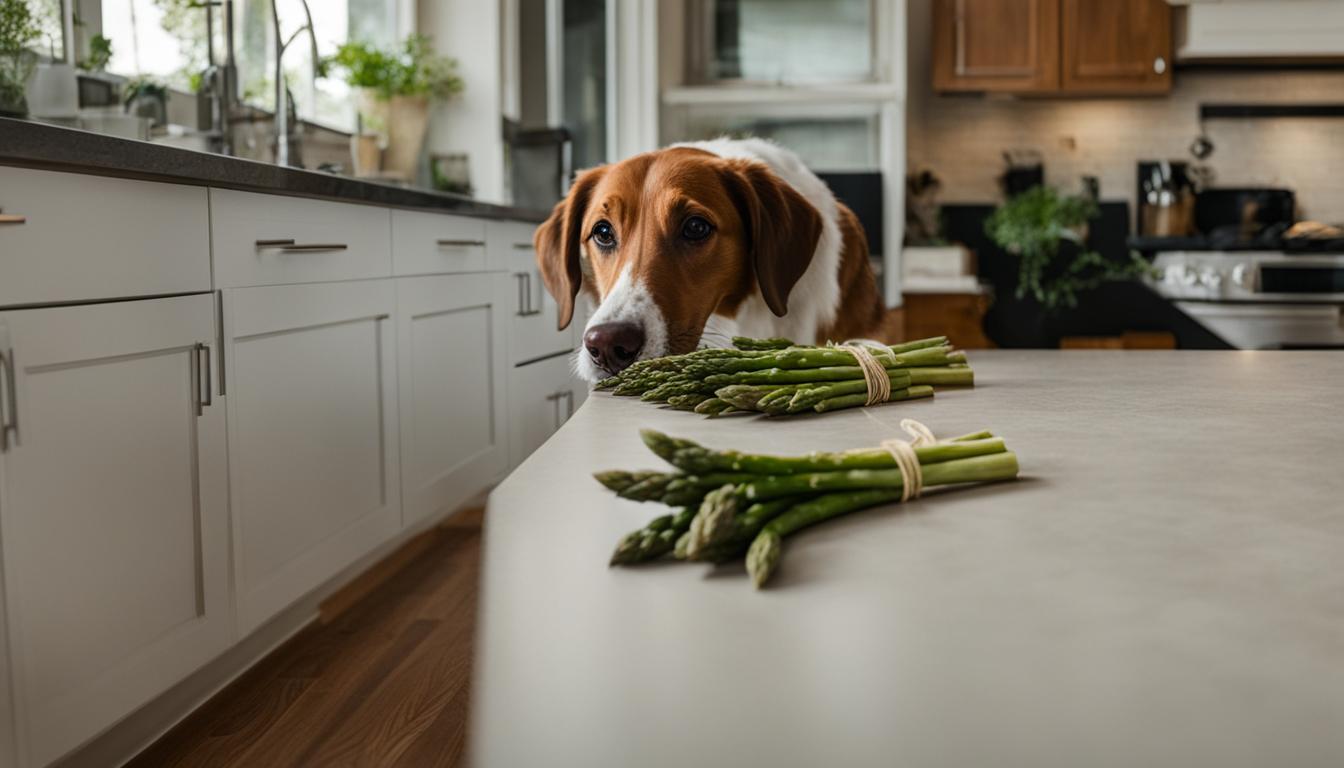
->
[[985, 185, 1152, 314], [0, 0, 40, 117], [321, 34, 463, 181]]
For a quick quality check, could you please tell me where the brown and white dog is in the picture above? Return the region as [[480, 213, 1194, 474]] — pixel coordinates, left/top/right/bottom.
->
[[534, 138, 898, 382]]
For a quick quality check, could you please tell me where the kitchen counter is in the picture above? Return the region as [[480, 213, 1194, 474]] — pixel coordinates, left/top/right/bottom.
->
[[0, 117, 546, 221], [473, 350, 1344, 768]]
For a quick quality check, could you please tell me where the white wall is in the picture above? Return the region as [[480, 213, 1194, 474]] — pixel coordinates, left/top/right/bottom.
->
[[419, 0, 507, 203]]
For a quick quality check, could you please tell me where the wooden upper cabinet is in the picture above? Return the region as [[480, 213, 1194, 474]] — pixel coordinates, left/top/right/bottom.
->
[[933, 0, 1172, 95], [933, 0, 1060, 92], [1061, 0, 1172, 93]]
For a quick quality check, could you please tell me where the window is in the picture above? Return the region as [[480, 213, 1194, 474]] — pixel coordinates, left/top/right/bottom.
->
[[96, 0, 402, 130], [31, 0, 66, 60], [692, 0, 874, 84]]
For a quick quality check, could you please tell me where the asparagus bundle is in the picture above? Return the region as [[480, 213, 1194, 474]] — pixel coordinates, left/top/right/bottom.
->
[[603, 427, 1020, 587], [595, 336, 974, 418]]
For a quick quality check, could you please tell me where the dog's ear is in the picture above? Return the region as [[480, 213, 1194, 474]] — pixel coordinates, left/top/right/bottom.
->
[[535, 166, 605, 330], [720, 159, 824, 317]]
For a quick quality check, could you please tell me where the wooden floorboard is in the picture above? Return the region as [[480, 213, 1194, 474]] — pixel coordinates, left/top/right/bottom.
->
[[126, 516, 483, 768]]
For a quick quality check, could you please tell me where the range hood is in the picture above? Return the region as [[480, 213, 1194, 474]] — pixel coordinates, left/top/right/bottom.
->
[[1169, 0, 1344, 60]]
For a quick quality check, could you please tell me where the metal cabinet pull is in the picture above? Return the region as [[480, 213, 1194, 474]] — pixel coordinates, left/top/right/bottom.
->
[[436, 238, 486, 248], [0, 207, 26, 225], [255, 239, 349, 252], [0, 348, 16, 452], [512, 242, 534, 251], [523, 273, 542, 316], [545, 391, 565, 430], [195, 343, 213, 414], [563, 389, 574, 420], [514, 272, 528, 316]]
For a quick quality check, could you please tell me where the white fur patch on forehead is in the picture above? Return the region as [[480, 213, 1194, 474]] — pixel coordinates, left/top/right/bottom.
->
[[576, 266, 670, 383]]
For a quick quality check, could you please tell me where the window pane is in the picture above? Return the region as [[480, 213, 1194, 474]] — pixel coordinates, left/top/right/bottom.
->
[[670, 106, 879, 171], [102, 0, 205, 88], [562, 0, 607, 169], [708, 0, 871, 84], [32, 0, 66, 60]]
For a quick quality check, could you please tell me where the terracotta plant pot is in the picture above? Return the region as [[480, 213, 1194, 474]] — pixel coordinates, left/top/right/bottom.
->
[[383, 94, 430, 182]]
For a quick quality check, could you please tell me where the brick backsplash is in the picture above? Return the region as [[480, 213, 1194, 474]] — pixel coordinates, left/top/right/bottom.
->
[[907, 70, 1344, 226]]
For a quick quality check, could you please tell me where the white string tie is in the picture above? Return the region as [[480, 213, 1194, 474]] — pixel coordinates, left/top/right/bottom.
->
[[834, 340, 896, 407], [879, 419, 939, 502]]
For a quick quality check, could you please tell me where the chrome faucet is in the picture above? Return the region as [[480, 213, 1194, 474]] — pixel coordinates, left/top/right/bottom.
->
[[269, 0, 319, 167], [197, 0, 237, 155]]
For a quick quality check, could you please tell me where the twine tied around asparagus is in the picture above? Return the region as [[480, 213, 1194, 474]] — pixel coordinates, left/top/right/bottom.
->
[[835, 340, 897, 406], [880, 419, 939, 502]]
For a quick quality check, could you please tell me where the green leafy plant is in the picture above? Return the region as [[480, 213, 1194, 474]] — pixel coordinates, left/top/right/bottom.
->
[[985, 186, 1151, 312], [319, 34, 463, 101], [80, 33, 112, 71], [0, 0, 40, 114]]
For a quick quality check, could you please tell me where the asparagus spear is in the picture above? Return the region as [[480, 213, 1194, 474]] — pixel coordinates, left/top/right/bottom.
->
[[746, 451, 1021, 587], [906, 366, 974, 387], [610, 507, 696, 565], [592, 469, 663, 494], [732, 336, 795, 351], [641, 428, 1004, 475], [737, 450, 1020, 503], [813, 384, 934, 414]]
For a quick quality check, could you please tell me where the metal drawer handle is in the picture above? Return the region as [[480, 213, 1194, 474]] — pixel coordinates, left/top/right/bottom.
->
[[515, 273, 542, 316], [0, 207, 26, 225], [195, 342, 213, 414], [512, 242, 534, 251], [0, 348, 16, 451], [436, 238, 486, 247], [255, 239, 350, 252]]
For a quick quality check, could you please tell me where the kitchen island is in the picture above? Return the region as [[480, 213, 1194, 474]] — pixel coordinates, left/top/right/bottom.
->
[[473, 350, 1344, 768]]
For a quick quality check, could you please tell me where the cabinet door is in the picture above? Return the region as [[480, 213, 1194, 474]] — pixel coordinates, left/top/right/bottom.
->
[[492, 221, 575, 365], [1061, 0, 1172, 94], [0, 295, 229, 768], [223, 280, 401, 635], [933, 0, 1060, 93], [396, 274, 509, 527], [508, 353, 580, 470]]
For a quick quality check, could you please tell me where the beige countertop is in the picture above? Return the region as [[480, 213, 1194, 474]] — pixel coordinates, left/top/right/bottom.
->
[[472, 351, 1344, 768]]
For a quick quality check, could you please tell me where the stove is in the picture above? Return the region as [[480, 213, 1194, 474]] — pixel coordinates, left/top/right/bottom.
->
[[1149, 250, 1344, 349]]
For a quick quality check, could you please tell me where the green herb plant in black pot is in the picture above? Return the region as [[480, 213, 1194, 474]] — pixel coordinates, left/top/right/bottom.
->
[[985, 185, 1151, 314]]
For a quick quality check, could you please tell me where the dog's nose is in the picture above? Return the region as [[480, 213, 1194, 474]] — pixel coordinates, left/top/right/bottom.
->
[[584, 322, 645, 375]]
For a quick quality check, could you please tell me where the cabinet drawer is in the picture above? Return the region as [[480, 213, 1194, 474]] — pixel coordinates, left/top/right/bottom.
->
[[391, 210, 490, 275], [0, 165, 210, 307], [507, 352, 583, 470], [495, 221, 575, 364], [210, 188, 393, 288]]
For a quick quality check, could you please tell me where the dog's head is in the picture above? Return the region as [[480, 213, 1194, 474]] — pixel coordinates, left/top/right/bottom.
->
[[535, 147, 823, 382]]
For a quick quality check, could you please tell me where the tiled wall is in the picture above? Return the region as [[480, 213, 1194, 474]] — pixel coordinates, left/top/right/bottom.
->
[[905, 5, 1344, 224]]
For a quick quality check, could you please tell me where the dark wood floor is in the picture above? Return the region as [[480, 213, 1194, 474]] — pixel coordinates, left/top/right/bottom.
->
[[127, 510, 484, 768]]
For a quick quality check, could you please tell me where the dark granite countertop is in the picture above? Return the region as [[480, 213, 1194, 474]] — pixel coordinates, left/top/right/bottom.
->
[[0, 117, 547, 222]]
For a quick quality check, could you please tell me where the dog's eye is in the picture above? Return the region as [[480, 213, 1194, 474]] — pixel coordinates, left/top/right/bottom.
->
[[682, 216, 713, 242], [591, 221, 617, 249]]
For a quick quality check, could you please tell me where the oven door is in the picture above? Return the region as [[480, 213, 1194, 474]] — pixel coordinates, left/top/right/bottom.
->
[[1176, 301, 1344, 349]]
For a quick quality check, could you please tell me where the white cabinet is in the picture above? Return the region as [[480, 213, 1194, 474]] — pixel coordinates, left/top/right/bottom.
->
[[0, 166, 210, 307], [0, 295, 230, 768], [508, 354, 586, 470], [391, 210, 491, 276], [222, 280, 401, 635], [396, 274, 510, 526], [209, 189, 394, 289], [492, 221, 574, 364]]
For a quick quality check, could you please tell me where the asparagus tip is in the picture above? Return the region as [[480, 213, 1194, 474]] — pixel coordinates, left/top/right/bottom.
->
[[746, 530, 782, 589]]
